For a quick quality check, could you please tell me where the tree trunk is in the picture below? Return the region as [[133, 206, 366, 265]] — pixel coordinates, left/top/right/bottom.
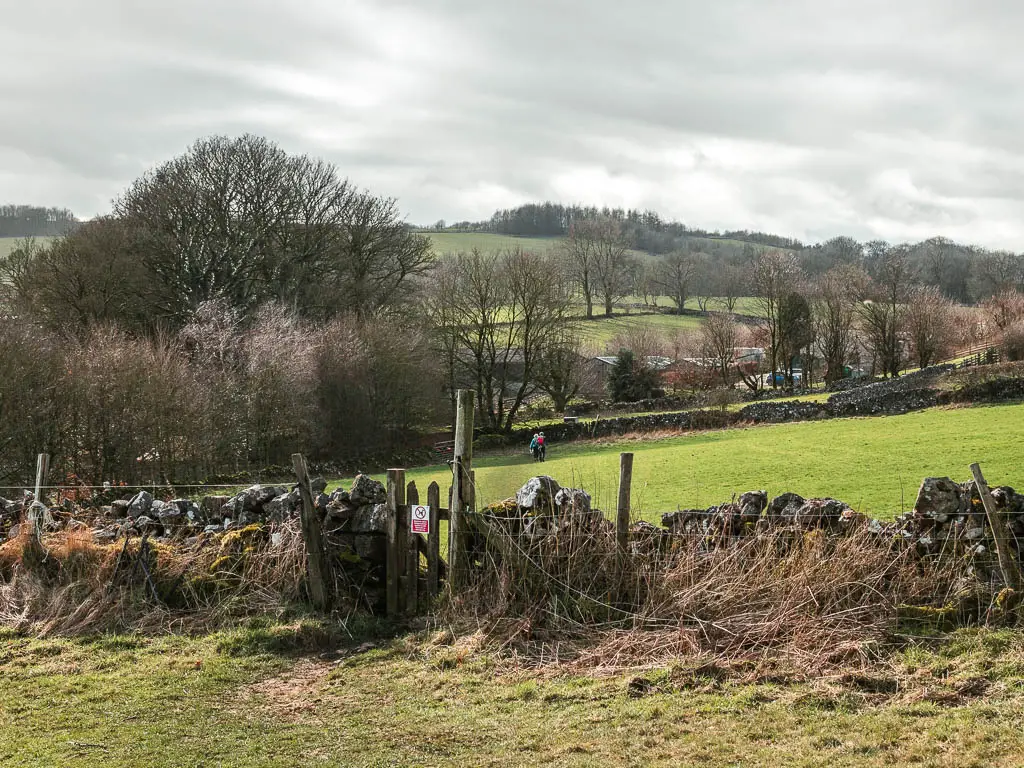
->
[[552, 390, 569, 412]]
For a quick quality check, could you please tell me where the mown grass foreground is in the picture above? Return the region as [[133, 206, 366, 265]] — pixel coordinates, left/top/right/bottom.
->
[[4, 623, 1024, 767], [340, 403, 1024, 519]]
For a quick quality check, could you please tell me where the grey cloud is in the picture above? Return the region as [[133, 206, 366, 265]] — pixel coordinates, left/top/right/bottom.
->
[[3, 0, 1024, 247]]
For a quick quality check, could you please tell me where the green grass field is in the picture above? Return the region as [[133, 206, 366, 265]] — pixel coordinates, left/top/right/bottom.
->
[[4, 623, 1024, 766], [424, 231, 565, 256], [574, 311, 706, 347], [423, 233, 765, 344], [338, 403, 1024, 519], [0, 236, 55, 260]]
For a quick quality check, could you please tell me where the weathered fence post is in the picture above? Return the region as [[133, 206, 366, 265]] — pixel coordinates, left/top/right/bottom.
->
[[406, 481, 419, 615], [449, 389, 475, 590], [22, 453, 51, 564], [426, 481, 441, 600], [386, 468, 407, 616], [971, 463, 1023, 592], [291, 453, 331, 611], [616, 452, 634, 553], [29, 453, 49, 540]]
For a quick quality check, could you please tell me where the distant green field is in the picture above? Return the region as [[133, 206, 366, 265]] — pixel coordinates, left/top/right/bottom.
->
[[423, 231, 654, 262], [574, 311, 706, 348], [617, 295, 762, 316], [0, 236, 55, 259], [423, 231, 564, 256], [333, 403, 1024, 520]]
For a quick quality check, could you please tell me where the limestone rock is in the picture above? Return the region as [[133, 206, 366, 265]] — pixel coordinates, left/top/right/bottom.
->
[[554, 487, 591, 516], [766, 492, 805, 519], [201, 495, 230, 519], [516, 476, 561, 512], [914, 477, 962, 521], [352, 503, 388, 534], [127, 491, 153, 519], [738, 490, 767, 522], [349, 475, 386, 506]]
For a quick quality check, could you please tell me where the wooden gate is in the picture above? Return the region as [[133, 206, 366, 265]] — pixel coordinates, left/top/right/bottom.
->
[[385, 470, 451, 616]]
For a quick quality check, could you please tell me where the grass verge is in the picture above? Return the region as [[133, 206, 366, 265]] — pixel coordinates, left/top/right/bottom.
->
[[4, 623, 1024, 767]]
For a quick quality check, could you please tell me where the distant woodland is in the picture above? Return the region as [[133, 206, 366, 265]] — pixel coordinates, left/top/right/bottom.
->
[[0, 204, 78, 237]]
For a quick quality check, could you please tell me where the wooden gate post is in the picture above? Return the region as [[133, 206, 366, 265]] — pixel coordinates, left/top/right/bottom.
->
[[291, 453, 332, 611], [406, 481, 419, 615], [616, 452, 634, 553], [971, 463, 1023, 592], [426, 481, 441, 600], [449, 389, 475, 590], [386, 468, 407, 616]]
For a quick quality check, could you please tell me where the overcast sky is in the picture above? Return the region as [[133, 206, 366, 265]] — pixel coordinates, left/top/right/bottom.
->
[[3, 0, 1024, 247]]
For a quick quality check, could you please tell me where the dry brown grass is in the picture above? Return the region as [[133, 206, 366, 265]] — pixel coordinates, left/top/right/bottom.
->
[[0, 520, 317, 636], [446, 520, 978, 676]]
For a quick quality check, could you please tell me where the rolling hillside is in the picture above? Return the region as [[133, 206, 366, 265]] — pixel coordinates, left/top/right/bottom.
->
[[0, 236, 55, 259]]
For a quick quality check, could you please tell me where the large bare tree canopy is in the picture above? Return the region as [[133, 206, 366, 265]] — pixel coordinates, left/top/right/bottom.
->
[[9, 135, 432, 331], [429, 247, 574, 432]]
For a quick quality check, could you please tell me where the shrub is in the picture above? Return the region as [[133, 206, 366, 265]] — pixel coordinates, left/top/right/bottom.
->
[[0, 302, 445, 485], [1001, 321, 1024, 362]]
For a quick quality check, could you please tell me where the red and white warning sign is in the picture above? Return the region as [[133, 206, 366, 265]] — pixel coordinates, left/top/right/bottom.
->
[[410, 504, 430, 534]]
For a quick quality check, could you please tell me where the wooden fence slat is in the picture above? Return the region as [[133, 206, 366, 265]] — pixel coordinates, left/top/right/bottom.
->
[[450, 388, 475, 590], [427, 481, 441, 599], [971, 463, 1023, 592], [385, 468, 406, 616], [617, 452, 634, 553], [406, 482, 419, 614], [292, 453, 331, 611]]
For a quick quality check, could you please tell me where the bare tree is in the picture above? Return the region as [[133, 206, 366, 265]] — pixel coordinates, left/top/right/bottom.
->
[[813, 265, 867, 384], [779, 291, 813, 386], [112, 134, 431, 326], [560, 221, 597, 319], [918, 236, 969, 302], [752, 249, 801, 387], [629, 259, 659, 309], [719, 264, 748, 313], [860, 245, 917, 377], [429, 247, 573, 432], [534, 330, 585, 412], [590, 217, 632, 316], [822, 235, 864, 266], [691, 253, 716, 311], [971, 250, 1023, 299], [700, 313, 739, 385], [0, 218, 154, 334], [904, 285, 956, 369], [859, 300, 899, 378], [735, 324, 767, 392], [981, 288, 1024, 332], [323, 191, 434, 318], [655, 250, 700, 314]]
